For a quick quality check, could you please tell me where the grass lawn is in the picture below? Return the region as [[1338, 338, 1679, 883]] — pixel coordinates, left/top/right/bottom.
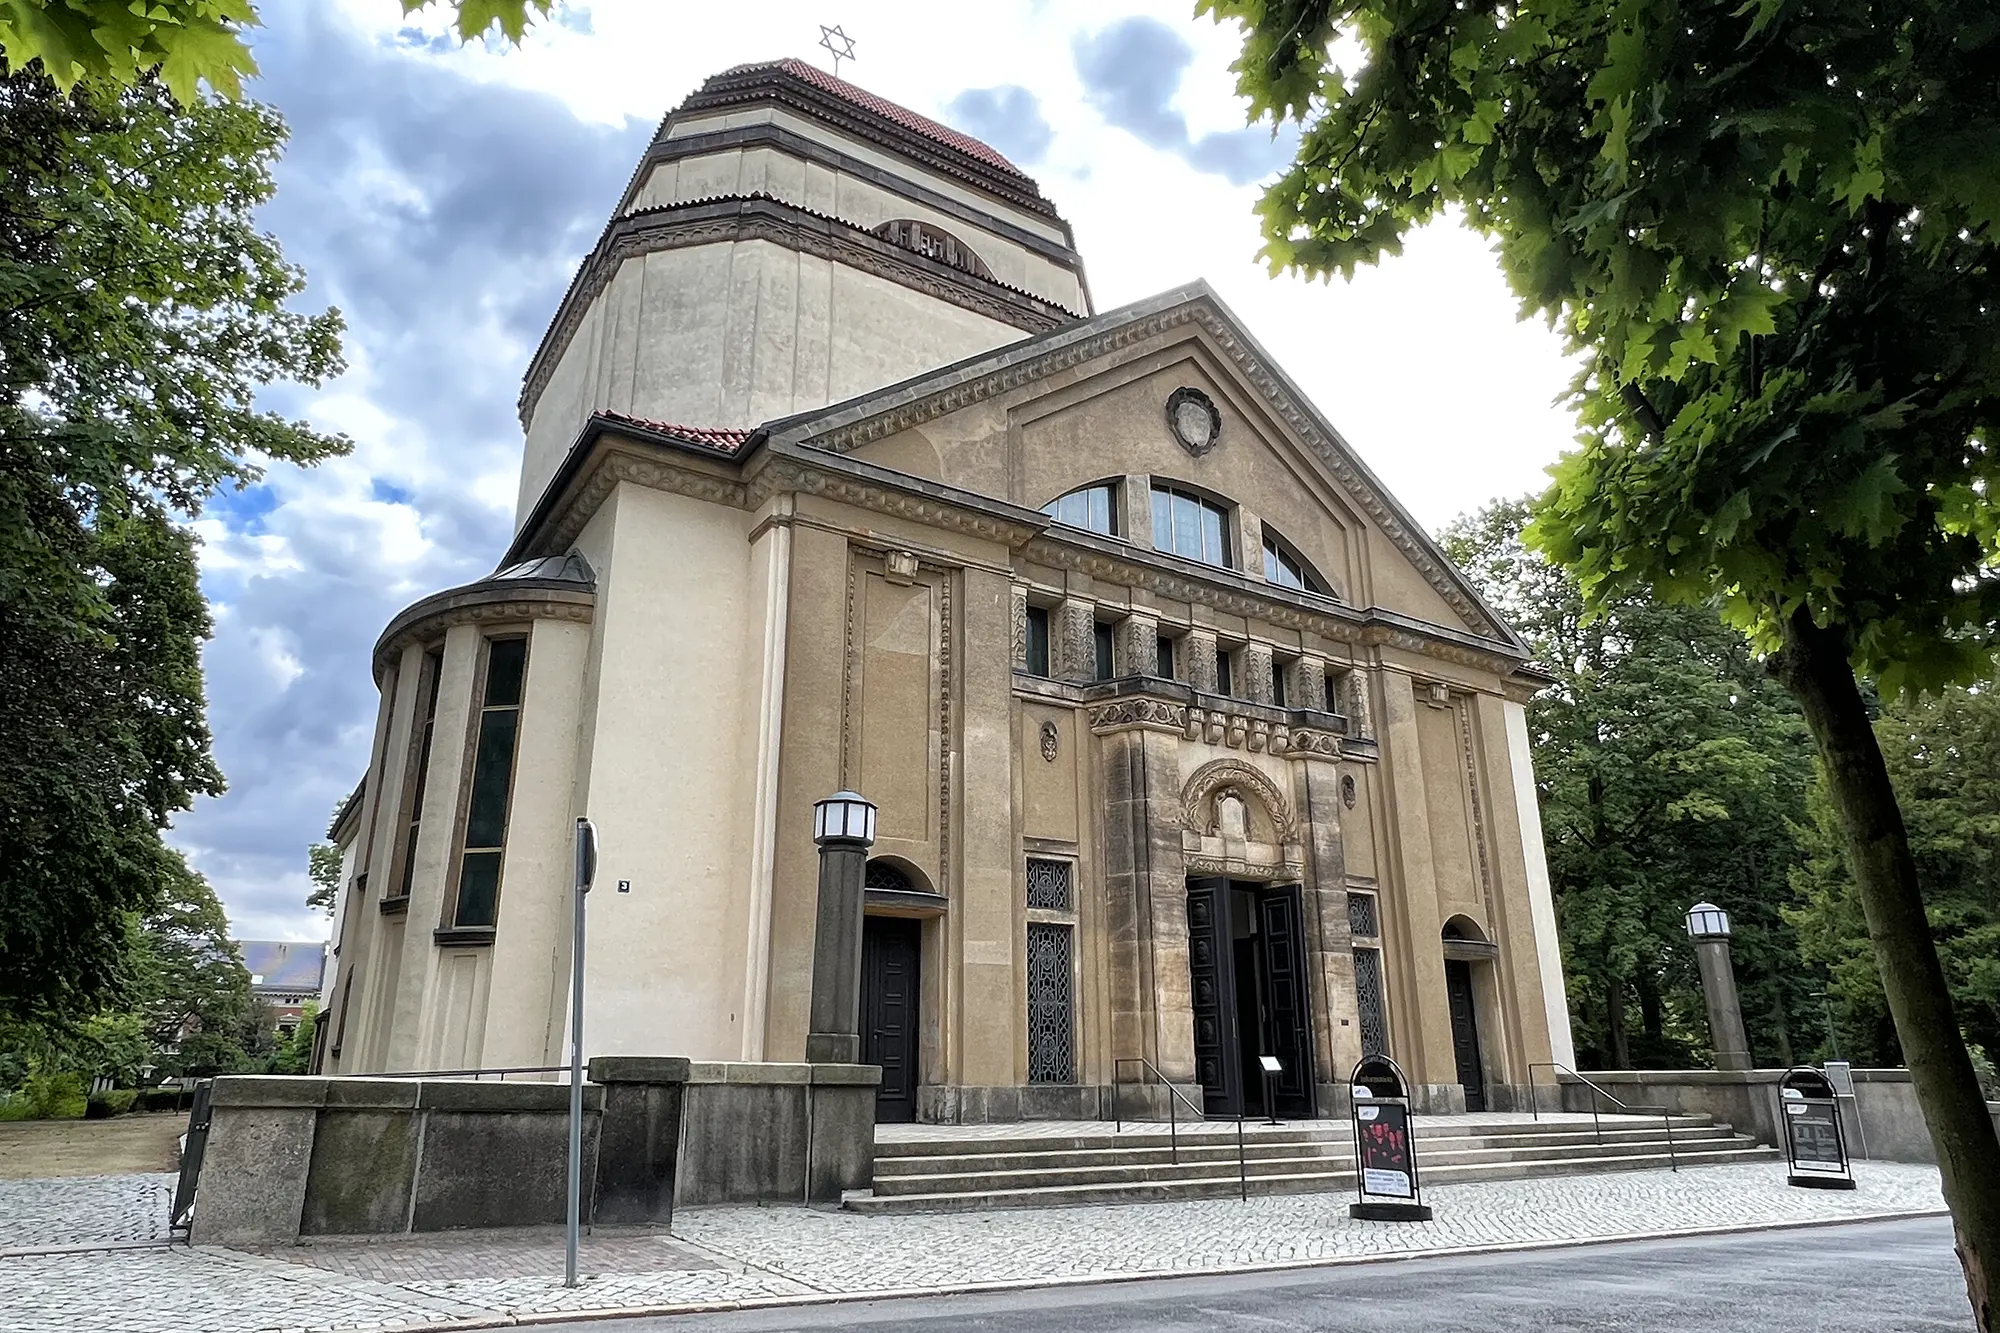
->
[[0, 1114, 185, 1179]]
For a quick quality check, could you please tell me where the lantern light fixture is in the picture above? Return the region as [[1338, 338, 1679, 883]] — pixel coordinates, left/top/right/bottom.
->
[[813, 791, 878, 847], [1686, 901, 1732, 940]]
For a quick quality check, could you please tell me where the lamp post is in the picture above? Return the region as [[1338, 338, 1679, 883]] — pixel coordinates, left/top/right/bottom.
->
[[806, 791, 877, 1063], [1686, 901, 1752, 1072]]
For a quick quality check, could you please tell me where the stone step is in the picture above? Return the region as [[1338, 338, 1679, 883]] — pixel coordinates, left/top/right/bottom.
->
[[872, 1125, 1741, 1178], [872, 1115, 1717, 1160], [869, 1135, 1765, 1197], [845, 1143, 1783, 1214]]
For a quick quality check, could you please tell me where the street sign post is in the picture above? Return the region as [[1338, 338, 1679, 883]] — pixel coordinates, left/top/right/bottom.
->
[[1778, 1066, 1854, 1190], [1348, 1055, 1433, 1221]]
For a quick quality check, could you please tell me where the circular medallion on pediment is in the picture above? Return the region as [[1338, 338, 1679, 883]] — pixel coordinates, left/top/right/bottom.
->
[[1166, 386, 1221, 457]]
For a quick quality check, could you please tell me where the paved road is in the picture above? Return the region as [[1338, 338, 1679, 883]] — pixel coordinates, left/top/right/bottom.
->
[[604, 1217, 1972, 1333]]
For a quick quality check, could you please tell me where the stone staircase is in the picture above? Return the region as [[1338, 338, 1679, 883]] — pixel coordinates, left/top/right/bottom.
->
[[847, 1113, 1780, 1213]]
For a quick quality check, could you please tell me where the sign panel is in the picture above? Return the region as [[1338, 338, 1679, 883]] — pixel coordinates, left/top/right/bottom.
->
[[1785, 1101, 1846, 1173], [1356, 1101, 1415, 1198]]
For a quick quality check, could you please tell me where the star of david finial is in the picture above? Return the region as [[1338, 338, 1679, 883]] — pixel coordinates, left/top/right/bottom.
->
[[817, 24, 857, 78]]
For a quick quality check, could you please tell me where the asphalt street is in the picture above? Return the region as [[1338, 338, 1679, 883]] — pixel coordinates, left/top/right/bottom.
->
[[600, 1216, 1972, 1333]]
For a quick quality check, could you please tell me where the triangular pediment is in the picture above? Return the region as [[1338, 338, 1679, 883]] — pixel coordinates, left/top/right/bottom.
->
[[761, 283, 1522, 651]]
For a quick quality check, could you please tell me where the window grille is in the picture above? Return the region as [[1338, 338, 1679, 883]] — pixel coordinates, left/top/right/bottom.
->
[[1025, 858, 1072, 911], [1026, 922, 1075, 1083], [1347, 892, 1379, 939], [866, 861, 914, 894], [1354, 947, 1388, 1058]]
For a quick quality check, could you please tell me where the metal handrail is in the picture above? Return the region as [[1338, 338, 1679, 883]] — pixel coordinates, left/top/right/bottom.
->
[[1528, 1062, 1678, 1171], [359, 1065, 568, 1081], [1110, 1057, 1249, 1201]]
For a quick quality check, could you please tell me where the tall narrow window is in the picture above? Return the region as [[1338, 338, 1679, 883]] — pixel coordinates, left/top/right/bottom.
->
[[1150, 484, 1230, 568], [392, 651, 443, 900], [1093, 621, 1115, 680], [1215, 648, 1234, 697], [1155, 634, 1175, 680], [450, 637, 527, 930], [1026, 922, 1076, 1083], [1354, 947, 1388, 1058], [1272, 659, 1289, 707], [1041, 482, 1118, 536], [1025, 606, 1050, 676]]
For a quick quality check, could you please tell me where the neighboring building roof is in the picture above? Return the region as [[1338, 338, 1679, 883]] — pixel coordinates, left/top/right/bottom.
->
[[237, 941, 327, 994], [596, 413, 755, 455], [726, 58, 1026, 180]]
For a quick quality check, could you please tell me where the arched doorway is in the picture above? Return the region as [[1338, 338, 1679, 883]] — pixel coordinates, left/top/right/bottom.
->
[[860, 859, 938, 1123], [1441, 917, 1494, 1112]]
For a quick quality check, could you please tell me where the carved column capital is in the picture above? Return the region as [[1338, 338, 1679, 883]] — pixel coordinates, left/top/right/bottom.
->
[[1242, 643, 1275, 705], [1186, 629, 1219, 694], [1051, 599, 1095, 682], [1114, 612, 1158, 678]]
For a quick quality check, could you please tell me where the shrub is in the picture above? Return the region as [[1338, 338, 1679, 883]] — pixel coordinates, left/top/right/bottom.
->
[[85, 1089, 139, 1119], [1971, 1046, 1999, 1103], [0, 1071, 89, 1120]]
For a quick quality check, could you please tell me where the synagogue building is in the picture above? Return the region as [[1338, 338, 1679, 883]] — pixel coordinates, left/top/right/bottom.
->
[[320, 58, 1575, 1121]]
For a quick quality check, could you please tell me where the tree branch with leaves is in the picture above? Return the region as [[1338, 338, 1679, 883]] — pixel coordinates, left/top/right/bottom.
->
[[1205, 0, 2000, 1320]]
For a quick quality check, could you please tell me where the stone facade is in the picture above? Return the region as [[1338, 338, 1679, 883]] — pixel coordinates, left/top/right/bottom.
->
[[322, 61, 1573, 1122]]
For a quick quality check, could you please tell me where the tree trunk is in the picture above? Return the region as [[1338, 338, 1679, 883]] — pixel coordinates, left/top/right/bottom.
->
[[1774, 611, 2000, 1332], [1606, 977, 1631, 1069]]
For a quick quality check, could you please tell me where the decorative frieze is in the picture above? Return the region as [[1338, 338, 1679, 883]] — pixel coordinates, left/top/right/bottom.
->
[[1085, 698, 1187, 735]]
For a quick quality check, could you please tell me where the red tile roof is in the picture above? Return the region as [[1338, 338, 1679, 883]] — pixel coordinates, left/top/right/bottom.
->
[[600, 412, 755, 453], [728, 58, 1026, 180]]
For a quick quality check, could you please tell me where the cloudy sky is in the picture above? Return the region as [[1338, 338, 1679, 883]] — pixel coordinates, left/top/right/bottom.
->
[[183, 0, 1581, 942]]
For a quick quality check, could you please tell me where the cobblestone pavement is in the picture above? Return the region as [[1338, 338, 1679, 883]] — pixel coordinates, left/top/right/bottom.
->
[[254, 1226, 723, 1283], [0, 1172, 176, 1249], [0, 1161, 1949, 1333]]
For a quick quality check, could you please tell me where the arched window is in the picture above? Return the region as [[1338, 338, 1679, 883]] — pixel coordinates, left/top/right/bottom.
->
[[1041, 481, 1119, 536], [865, 860, 914, 894], [873, 219, 992, 279], [1261, 525, 1334, 597], [1151, 483, 1231, 568]]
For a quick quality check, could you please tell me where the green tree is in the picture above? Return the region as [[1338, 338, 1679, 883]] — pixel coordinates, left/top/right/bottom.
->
[[269, 1000, 318, 1075], [0, 70, 344, 1020], [130, 854, 256, 1078], [1792, 681, 2000, 1068], [1207, 2, 2000, 1315], [1444, 501, 1819, 1070], [0, 1, 551, 102], [307, 828, 343, 916]]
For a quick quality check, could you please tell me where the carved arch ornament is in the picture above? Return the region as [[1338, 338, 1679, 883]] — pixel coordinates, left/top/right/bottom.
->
[[1179, 758, 1298, 846]]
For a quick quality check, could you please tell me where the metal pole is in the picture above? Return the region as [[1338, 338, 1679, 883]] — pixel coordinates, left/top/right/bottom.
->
[[565, 818, 595, 1289]]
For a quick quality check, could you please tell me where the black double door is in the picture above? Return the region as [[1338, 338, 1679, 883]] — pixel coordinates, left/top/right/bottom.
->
[[861, 916, 922, 1123], [1444, 958, 1487, 1112], [1187, 878, 1316, 1118]]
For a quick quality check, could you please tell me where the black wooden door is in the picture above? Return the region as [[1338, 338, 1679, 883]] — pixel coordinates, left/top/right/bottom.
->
[[1256, 886, 1317, 1118], [861, 916, 922, 1123], [1444, 958, 1486, 1112], [1185, 877, 1240, 1116]]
